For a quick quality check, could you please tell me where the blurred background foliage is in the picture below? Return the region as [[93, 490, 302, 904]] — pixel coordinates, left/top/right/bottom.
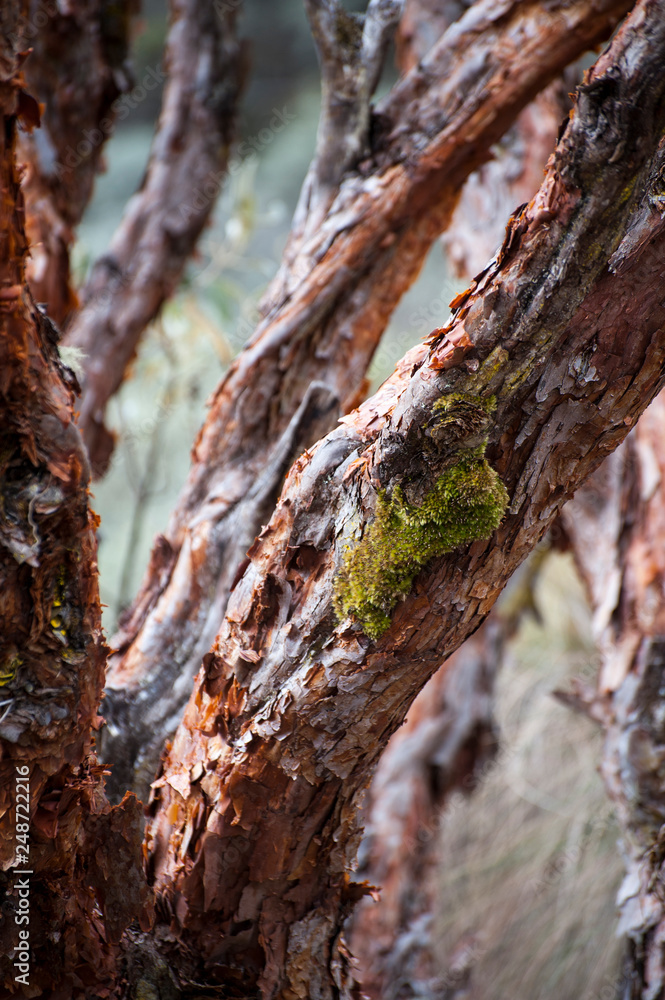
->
[[80, 0, 455, 625], [437, 555, 623, 999], [75, 4, 621, 995]]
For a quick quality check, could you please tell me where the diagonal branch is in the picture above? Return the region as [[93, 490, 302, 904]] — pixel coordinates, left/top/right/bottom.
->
[[142, 7, 665, 995], [395, 0, 581, 279], [101, 0, 632, 803], [63, 0, 245, 476], [349, 13, 575, 984]]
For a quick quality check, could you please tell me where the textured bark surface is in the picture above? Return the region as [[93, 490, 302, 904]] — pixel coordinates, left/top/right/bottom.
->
[[63, 0, 245, 476], [0, 19, 150, 998], [561, 394, 665, 1000], [440, 82, 575, 280], [142, 8, 665, 996], [101, 0, 632, 803], [298, 0, 404, 241], [397, 0, 574, 280], [346, 19, 570, 994], [17, 0, 134, 326]]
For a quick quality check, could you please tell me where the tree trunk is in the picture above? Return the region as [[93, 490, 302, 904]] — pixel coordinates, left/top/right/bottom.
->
[[0, 20, 150, 998], [5, 1, 665, 997], [101, 0, 632, 804], [140, 10, 665, 995]]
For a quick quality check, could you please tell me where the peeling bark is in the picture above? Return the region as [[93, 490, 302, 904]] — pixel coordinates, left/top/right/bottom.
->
[[17, 0, 135, 326], [440, 81, 576, 280], [102, 0, 631, 803], [347, 16, 572, 993], [63, 0, 245, 476], [141, 9, 665, 996], [0, 23, 149, 998], [346, 12, 571, 991], [4, 1, 665, 997]]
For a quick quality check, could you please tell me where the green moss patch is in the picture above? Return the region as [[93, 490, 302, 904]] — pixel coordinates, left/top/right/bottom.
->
[[334, 452, 508, 639]]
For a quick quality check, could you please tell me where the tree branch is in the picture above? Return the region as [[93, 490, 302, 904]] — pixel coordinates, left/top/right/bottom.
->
[[350, 12, 574, 983], [394, 0, 580, 282], [297, 0, 404, 237], [141, 7, 665, 995], [102, 0, 631, 802], [17, 0, 135, 325], [63, 0, 245, 476]]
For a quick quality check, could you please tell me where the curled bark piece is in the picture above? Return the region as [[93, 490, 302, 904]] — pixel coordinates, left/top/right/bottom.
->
[[0, 26, 150, 997], [103, 0, 632, 803], [142, 9, 665, 996]]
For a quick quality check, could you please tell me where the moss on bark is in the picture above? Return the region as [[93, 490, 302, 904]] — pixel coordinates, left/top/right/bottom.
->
[[334, 395, 509, 638]]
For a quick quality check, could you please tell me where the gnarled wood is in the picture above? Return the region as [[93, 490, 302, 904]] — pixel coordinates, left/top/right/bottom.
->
[[143, 9, 665, 996], [0, 23, 150, 998], [102, 0, 632, 803]]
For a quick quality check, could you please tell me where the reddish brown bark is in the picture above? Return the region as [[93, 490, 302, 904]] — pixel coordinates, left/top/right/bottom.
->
[[0, 20, 149, 998], [441, 82, 576, 281], [396, 0, 577, 280], [348, 15, 573, 993], [101, 0, 632, 804], [140, 9, 665, 996], [17, 0, 135, 325], [560, 393, 665, 999], [345, 19, 572, 995], [63, 0, 245, 476]]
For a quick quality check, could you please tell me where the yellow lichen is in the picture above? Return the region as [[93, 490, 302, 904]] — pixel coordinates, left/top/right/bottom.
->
[[0, 655, 21, 686]]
